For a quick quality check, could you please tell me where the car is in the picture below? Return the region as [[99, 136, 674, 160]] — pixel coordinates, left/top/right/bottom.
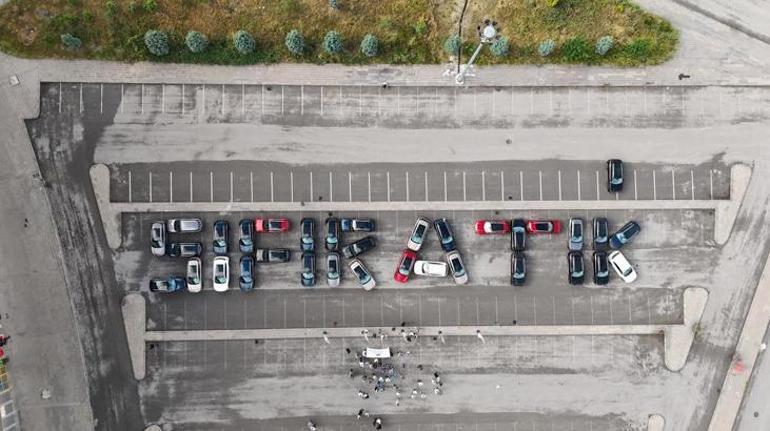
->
[[238, 219, 254, 253], [413, 260, 448, 277], [593, 251, 610, 285], [568, 217, 584, 251], [608, 250, 637, 283], [166, 242, 202, 258], [325, 217, 340, 251], [301, 252, 315, 287], [340, 218, 375, 232], [527, 220, 561, 234], [510, 252, 526, 286], [150, 221, 166, 257], [446, 250, 468, 285], [239, 256, 254, 292], [300, 218, 315, 252], [593, 217, 610, 251], [186, 258, 202, 292], [255, 218, 290, 233], [349, 258, 376, 291], [342, 236, 377, 258], [255, 248, 292, 263], [433, 218, 456, 252], [166, 218, 203, 233], [213, 220, 229, 255], [407, 217, 431, 251], [213, 256, 230, 292], [607, 159, 624, 192], [568, 251, 585, 285], [511, 218, 527, 252], [609, 221, 641, 249], [149, 276, 185, 293], [326, 252, 341, 287], [394, 249, 417, 283], [474, 220, 510, 235]]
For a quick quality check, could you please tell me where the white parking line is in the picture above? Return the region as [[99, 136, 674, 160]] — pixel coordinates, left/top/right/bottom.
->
[[558, 170, 562, 200], [530, 88, 535, 115], [691, 170, 695, 200], [169, 172, 173, 202], [148, 172, 153, 202], [672, 169, 676, 200], [241, 84, 245, 117], [339, 85, 343, 115], [99, 83, 103, 114], [58, 82, 62, 114], [300, 85, 304, 115], [261, 85, 265, 115], [128, 170, 132, 202], [367, 172, 371, 202], [250, 172, 254, 202], [161, 84, 165, 114], [320, 86, 324, 116], [349, 171, 353, 202], [79, 83, 83, 113], [201, 84, 205, 116], [329, 172, 334, 202], [424, 172, 429, 201], [290, 171, 294, 202], [500, 171, 505, 201], [481, 171, 486, 201], [230, 172, 234, 202], [270, 172, 274, 202], [189, 172, 193, 202], [386, 171, 391, 202], [210, 172, 213, 202], [281, 85, 285, 115], [633, 169, 638, 200], [647, 295, 652, 324], [405, 171, 410, 202], [444, 171, 448, 201], [653, 170, 658, 200], [710, 170, 714, 199], [140, 83, 144, 115], [359, 85, 363, 116], [221, 84, 226, 116], [595, 170, 600, 200], [577, 170, 581, 200], [119, 83, 124, 114], [463, 171, 467, 201], [539, 170, 543, 201], [310, 171, 314, 201], [180, 84, 184, 115], [519, 171, 524, 201]]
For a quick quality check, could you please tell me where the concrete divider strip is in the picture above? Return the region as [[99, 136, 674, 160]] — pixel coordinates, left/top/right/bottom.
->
[[648, 414, 665, 431], [89, 164, 121, 249], [714, 163, 752, 245], [664, 287, 709, 371], [121, 293, 146, 380]]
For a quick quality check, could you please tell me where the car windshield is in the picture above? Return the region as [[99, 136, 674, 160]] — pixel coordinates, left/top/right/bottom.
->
[[451, 258, 465, 276], [271, 250, 287, 260], [513, 226, 525, 233], [241, 237, 252, 245], [412, 225, 426, 242], [617, 233, 628, 244], [354, 267, 371, 283], [215, 223, 225, 236], [623, 267, 633, 277], [399, 256, 414, 275], [596, 224, 608, 238], [488, 222, 504, 232], [571, 259, 584, 276], [268, 220, 282, 230], [358, 221, 372, 229], [152, 227, 162, 240], [215, 275, 226, 283], [188, 276, 200, 284], [302, 236, 313, 244], [535, 222, 550, 231], [572, 223, 582, 238], [214, 239, 225, 247], [328, 259, 338, 272], [327, 236, 338, 244]]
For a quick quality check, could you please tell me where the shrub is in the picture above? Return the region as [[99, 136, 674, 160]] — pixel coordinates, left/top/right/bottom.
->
[[360, 34, 378, 57], [144, 30, 169, 56], [625, 38, 651, 61], [323, 30, 343, 54], [562, 37, 591, 62], [329, 0, 339, 10], [185, 31, 208, 53], [233, 30, 256, 55], [414, 20, 427, 36], [128, 1, 138, 13], [142, 0, 157, 13], [60, 33, 82, 49], [595, 35, 614, 56], [105, 0, 118, 18], [489, 36, 510, 57], [285, 29, 305, 55], [546, 0, 560, 6], [538, 39, 555, 57], [443, 34, 461, 56]]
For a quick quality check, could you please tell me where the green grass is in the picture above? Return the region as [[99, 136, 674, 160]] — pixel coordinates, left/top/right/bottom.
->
[[0, 0, 677, 67]]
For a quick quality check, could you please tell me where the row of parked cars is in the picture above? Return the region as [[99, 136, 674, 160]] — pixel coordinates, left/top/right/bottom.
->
[[395, 218, 468, 284], [307, 217, 378, 289]]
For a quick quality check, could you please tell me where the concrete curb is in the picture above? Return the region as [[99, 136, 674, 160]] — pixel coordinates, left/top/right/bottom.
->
[[648, 414, 666, 431], [664, 287, 708, 371], [89, 164, 121, 249], [121, 293, 146, 381], [714, 163, 752, 245]]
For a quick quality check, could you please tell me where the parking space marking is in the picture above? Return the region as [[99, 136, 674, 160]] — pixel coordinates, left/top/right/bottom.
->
[[169, 172, 173, 202], [290, 171, 295, 202], [99, 83, 103, 114], [533, 297, 537, 324], [180, 84, 184, 115], [367, 172, 371, 202], [250, 172, 254, 202], [148, 172, 153, 202], [405, 171, 410, 202], [261, 84, 265, 115], [210, 172, 213, 202], [576, 170, 581, 200], [590, 296, 594, 324], [672, 169, 676, 200], [633, 169, 638, 200], [201, 85, 206, 116], [270, 172, 274, 202], [710, 170, 714, 199], [241, 85, 245, 117], [647, 295, 652, 324], [230, 172, 234, 202], [481, 171, 486, 201], [653, 170, 658, 200], [119, 83, 124, 114], [691, 170, 695, 200], [386, 171, 391, 202], [310, 171, 314, 202], [425, 172, 430, 201], [349, 172, 353, 202], [221, 84, 226, 116], [519, 171, 524, 201], [79, 83, 83, 113], [463, 171, 467, 201], [595, 170, 600, 200], [539, 170, 543, 201], [444, 171, 448, 201], [128, 170, 132, 202], [627, 296, 633, 323], [500, 171, 505, 201], [57, 82, 62, 114], [161, 84, 166, 114], [141, 83, 144, 115], [558, 170, 562, 200], [281, 85, 285, 115], [189, 172, 193, 202]]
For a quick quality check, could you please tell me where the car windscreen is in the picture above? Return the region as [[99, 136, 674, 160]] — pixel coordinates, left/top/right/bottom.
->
[[534, 222, 550, 231], [451, 258, 465, 275], [596, 222, 608, 238], [303, 255, 313, 269], [215, 223, 225, 236], [399, 256, 414, 274], [571, 258, 584, 276], [413, 224, 427, 241], [354, 266, 370, 283], [572, 223, 582, 238], [268, 220, 283, 230], [328, 259, 338, 273], [489, 223, 504, 232]]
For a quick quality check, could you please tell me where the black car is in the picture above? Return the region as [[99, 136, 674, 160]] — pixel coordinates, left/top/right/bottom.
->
[[593, 217, 609, 251], [568, 251, 585, 285], [607, 159, 624, 192], [510, 252, 526, 286], [511, 218, 527, 252], [301, 252, 315, 287], [166, 242, 202, 258], [433, 218, 456, 252], [255, 248, 292, 263], [149, 276, 185, 293], [609, 221, 641, 249], [593, 251, 610, 285], [213, 220, 229, 256], [300, 218, 315, 252], [239, 219, 254, 253], [342, 236, 377, 258], [239, 256, 254, 291], [325, 217, 340, 251]]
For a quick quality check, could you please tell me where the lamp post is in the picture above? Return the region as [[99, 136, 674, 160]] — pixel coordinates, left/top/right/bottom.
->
[[454, 19, 500, 85]]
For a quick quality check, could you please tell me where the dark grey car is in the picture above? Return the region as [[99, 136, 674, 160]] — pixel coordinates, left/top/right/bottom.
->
[[593, 217, 609, 251], [342, 236, 377, 258]]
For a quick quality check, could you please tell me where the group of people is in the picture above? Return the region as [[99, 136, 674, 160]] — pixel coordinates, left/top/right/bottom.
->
[[0, 334, 11, 364]]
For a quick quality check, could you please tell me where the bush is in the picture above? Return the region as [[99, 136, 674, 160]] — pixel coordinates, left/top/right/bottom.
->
[[323, 30, 343, 54], [233, 30, 256, 55], [142, 0, 157, 13], [624, 38, 651, 61], [128, 1, 138, 13], [562, 37, 591, 62], [105, 0, 118, 18], [546, 0, 560, 6], [489, 36, 510, 57], [60, 33, 82, 49], [538, 39, 555, 57], [285, 29, 305, 55], [443, 34, 461, 55], [595, 35, 614, 56], [360, 34, 378, 57], [329, 0, 339, 10], [414, 20, 427, 36], [144, 30, 169, 56], [185, 31, 208, 53]]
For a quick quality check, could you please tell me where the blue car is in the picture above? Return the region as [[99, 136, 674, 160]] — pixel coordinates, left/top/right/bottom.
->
[[433, 218, 456, 252], [239, 256, 254, 291], [213, 220, 229, 256], [609, 221, 640, 249], [239, 219, 254, 253], [301, 252, 316, 287], [149, 276, 186, 293]]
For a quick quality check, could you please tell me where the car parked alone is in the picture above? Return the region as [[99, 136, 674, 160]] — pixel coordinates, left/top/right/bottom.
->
[[511, 218, 527, 252], [475, 220, 510, 235], [325, 217, 340, 251], [239, 256, 254, 292], [510, 252, 526, 286], [349, 258, 376, 291], [593, 217, 609, 251], [568, 251, 585, 285], [213, 256, 230, 292], [150, 221, 166, 257], [342, 236, 377, 258], [326, 252, 341, 287], [527, 220, 561, 234], [300, 218, 315, 252], [446, 250, 468, 285], [607, 159, 624, 192], [213, 220, 229, 255], [433, 218, 456, 252], [301, 252, 315, 287], [255, 218, 290, 233], [166, 242, 202, 258], [608, 250, 637, 283], [341, 218, 376, 232], [610, 221, 641, 249], [593, 251, 610, 285], [255, 248, 292, 263], [238, 219, 254, 253], [186, 258, 202, 293], [407, 217, 431, 252], [413, 260, 448, 277], [149, 276, 186, 293], [568, 217, 584, 251], [167, 218, 203, 233], [394, 249, 417, 283]]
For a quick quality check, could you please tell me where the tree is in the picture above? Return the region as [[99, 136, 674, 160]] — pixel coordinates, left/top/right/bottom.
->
[[60, 33, 82, 50], [360, 34, 378, 57], [144, 30, 169, 56], [185, 31, 208, 53], [538, 39, 555, 57], [323, 30, 343, 54], [489, 36, 510, 57], [285, 29, 305, 55], [595, 35, 614, 56], [443, 34, 461, 56], [233, 30, 256, 55]]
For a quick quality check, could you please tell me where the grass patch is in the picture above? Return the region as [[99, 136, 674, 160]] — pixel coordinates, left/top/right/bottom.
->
[[0, 0, 677, 66]]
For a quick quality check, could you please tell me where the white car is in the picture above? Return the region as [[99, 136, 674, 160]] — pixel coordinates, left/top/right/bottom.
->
[[446, 250, 468, 285], [608, 251, 637, 283], [407, 218, 431, 251], [150, 221, 166, 257], [349, 259, 376, 291], [413, 260, 448, 277], [186, 258, 202, 292], [213, 256, 230, 292]]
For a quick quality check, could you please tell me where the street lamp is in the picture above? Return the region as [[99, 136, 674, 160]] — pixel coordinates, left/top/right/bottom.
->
[[454, 18, 500, 85]]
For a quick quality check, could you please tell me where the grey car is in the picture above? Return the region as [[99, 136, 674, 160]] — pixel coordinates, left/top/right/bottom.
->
[[326, 252, 341, 287], [593, 217, 609, 251], [166, 242, 202, 258], [167, 218, 203, 233], [150, 221, 166, 257], [568, 217, 584, 251]]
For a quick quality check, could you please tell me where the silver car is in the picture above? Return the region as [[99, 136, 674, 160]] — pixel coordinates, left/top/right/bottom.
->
[[446, 250, 468, 285], [150, 221, 166, 256], [407, 217, 431, 252], [326, 252, 341, 287], [167, 218, 203, 233], [568, 217, 584, 251]]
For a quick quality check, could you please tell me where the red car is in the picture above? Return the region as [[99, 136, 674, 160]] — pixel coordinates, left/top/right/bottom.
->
[[527, 220, 561, 234], [254, 218, 290, 233], [474, 220, 511, 235], [394, 249, 417, 283]]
